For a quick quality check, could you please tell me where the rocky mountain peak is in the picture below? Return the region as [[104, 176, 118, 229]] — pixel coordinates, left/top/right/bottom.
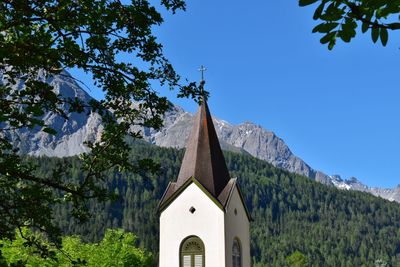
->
[[2, 71, 400, 202], [1, 70, 103, 157]]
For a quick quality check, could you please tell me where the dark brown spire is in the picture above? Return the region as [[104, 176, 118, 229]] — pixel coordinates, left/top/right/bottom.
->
[[176, 99, 231, 196], [158, 87, 251, 220]]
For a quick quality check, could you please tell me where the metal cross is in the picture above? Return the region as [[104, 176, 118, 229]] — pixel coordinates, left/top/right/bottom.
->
[[198, 65, 207, 81]]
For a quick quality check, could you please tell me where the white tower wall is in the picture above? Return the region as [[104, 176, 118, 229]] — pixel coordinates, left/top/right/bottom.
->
[[159, 182, 226, 267], [224, 187, 251, 267]]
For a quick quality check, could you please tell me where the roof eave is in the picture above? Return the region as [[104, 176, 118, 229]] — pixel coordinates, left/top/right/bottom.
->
[[223, 178, 253, 222], [158, 176, 226, 214]]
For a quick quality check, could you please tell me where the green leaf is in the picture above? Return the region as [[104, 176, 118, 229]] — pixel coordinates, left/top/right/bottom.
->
[[338, 31, 351, 43], [312, 24, 323, 33], [320, 2, 344, 21], [299, 0, 319, 7], [328, 39, 336, 50], [371, 26, 379, 43], [313, 3, 325, 20], [320, 32, 336, 45], [362, 22, 369, 33], [42, 127, 57, 135], [339, 19, 356, 43], [380, 28, 388, 46], [312, 23, 339, 33]]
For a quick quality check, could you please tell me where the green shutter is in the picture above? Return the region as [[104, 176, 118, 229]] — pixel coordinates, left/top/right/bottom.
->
[[180, 236, 205, 267]]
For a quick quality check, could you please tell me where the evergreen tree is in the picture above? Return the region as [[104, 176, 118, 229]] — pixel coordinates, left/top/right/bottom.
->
[[25, 141, 400, 266]]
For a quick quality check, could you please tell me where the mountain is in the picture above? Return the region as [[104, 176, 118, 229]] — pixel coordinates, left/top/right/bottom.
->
[[1, 70, 103, 157], [138, 105, 400, 202], [2, 70, 399, 202], [331, 175, 400, 202], [138, 104, 333, 185]]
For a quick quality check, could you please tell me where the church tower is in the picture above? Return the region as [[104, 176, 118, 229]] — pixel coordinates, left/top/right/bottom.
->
[[158, 83, 251, 267]]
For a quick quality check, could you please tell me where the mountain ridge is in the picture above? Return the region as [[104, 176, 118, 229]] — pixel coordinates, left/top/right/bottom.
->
[[2, 71, 399, 202]]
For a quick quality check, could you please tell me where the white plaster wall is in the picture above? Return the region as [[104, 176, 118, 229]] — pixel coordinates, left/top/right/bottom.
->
[[159, 183, 226, 267], [224, 186, 251, 267]]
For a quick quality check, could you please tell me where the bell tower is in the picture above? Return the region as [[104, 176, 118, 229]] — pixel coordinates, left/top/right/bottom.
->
[[158, 77, 251, 267]]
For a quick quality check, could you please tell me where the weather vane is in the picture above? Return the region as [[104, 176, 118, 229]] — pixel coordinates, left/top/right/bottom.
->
[[198, 65, 207, 81]]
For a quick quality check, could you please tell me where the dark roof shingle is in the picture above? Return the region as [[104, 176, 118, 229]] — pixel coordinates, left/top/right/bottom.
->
[[159, 99, 232, 209], [176, 100, 231, 196]]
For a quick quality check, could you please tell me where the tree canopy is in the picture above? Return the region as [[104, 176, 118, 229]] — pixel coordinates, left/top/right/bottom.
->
[[286, 251, 308, 267], [0, 228, 152, 267], [0, 0, 202, 256], [33, 141, 400, 266], [299, 0, 400, 49]]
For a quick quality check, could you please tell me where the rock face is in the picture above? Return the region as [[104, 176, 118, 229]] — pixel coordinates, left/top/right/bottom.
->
[[140, 105, 333, 185], [1, 70, 103, 157], [2, 71, 399, 202], [331, 176, 400, 202]]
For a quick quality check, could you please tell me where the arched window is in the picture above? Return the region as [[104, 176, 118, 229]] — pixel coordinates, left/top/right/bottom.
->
[[180, 236, 205, 267], [232, 238, 242, 267]]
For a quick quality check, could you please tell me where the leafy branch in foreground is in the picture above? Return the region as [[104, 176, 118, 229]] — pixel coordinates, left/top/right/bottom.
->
[[0, 0, 198, 257], [299, 0, 400, 49]]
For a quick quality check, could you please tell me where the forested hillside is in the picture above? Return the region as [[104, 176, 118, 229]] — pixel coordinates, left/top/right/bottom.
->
[[31, 142, 400, 266]]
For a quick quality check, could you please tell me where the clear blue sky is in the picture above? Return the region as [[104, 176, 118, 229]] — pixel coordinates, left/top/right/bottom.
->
[[70, 1, 400, 188]]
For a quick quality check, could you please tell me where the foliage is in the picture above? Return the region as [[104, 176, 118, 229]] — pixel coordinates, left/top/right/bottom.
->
[[0, 228, 152, 267], [286, 251, 308, 267], [298, 0, 400, 49], [0, 0, 203, 255], [375, 259, 388, 267], [27, 141, 400, 266]]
